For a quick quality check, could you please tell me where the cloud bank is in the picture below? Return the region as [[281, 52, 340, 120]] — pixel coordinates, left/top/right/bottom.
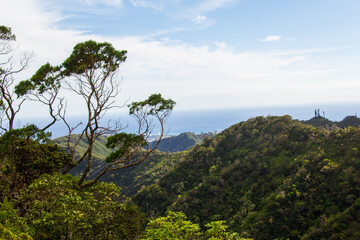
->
[[1, 0, 358, 118]]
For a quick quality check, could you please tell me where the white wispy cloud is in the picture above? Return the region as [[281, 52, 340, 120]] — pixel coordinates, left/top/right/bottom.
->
[[80, 0, 123, 7], [192, 15, 207, 24], [129, 0, 164, 11], [259, 35, 282, 42], [177, 0, 238, 25], [213, 41, 227, 49], [129, 0, 183, 11], [1, 0, 358, 117], [194, 0, 237, 14]]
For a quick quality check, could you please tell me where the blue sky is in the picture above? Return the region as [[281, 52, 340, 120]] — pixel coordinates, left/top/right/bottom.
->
[[1, 0, 360, 118]]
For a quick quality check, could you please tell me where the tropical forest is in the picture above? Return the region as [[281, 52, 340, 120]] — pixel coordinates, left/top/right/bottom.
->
[[1, 23, 360, 240]]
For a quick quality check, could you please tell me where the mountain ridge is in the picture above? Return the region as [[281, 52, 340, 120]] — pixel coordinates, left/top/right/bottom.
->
[[133, 115, 360, 239]]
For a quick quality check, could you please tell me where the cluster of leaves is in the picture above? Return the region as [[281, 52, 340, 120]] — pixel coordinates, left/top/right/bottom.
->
[[0, 125, 147, 239], [0, 173, 146, 240], [142, 211, 250, 240], [0, 198, 32, 240], [134, 116, 360, 239], [101, 151, 186, 197], [0, 126, 71, 201], [0, 26, 15, 40], [18, 173, 145, 239]]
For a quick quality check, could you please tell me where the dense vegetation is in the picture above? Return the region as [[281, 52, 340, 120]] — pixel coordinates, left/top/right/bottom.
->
[[134, 115, 360, 239], [1, 130, 242, 239], [2, 24, 360, 240], [302, 115, 360, 129], [149, 132, 214, 153], [54, 132, 213, 196], [2, 115, 360, 239], [1, 25, 243, 239]]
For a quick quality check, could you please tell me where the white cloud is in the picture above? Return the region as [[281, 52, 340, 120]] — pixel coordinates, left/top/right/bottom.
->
[[80, 0, 123, 7], [195, 0, 237, 14], [177, 0, 237, 25], [129, 0, 164, 11], [129, 0, 183, 11], [259, 35, 282, 42], [213, 41, 227, 49], [1, 0, 359, 118], [192, 15, 207, 24]]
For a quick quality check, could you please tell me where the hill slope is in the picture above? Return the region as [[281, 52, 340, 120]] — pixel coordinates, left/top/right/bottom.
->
[[149, 132, 214, 152], [54, 132, 210, 195], [302, 115, 360, 129], [134, 115, 360, 240]]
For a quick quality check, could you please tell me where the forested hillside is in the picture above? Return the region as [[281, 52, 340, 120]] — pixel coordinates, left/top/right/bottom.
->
[[54, 132, 211, 196], [149, 132, 214, 152], [302, 115, 360, 129], [5, 22, 360, 239], [134, 115, 360, 240]]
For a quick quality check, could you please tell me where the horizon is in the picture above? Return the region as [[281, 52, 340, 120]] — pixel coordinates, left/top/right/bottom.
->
[[21, 103, 360, 138]]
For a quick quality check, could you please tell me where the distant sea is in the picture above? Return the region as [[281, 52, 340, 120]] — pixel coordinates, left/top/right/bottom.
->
[[23, 103, 360, 138]]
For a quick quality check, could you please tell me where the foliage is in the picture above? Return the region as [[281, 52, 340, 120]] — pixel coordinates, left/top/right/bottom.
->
[[54, 131, 213, 199], [128, 93, 175, 116], [19, 173, 145, 240], [25, 40, 176, 188], [0, 198, 32, 239], [302, 114, 360, 129], [134, 116, 360, 239], [56, 132, 212, 196], [61, 40, 127, 75], [101, 150, 185, 197], [0, 225, 33, 240], [0, 127, 71, 201], [301, 116, 336, 129], [0, 26, 16, 40], [15, 63, 61, 96], [55, 134, 111, 162], [142, 211, 249, 240], [149, 132, 214, 153], [142, 211, 202, 240], [106, 133, 146, 163], [337, 115, 360, 128], [205, 221, 246, 240]]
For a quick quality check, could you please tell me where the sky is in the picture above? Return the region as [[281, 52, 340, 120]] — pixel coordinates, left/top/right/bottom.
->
[[1, 0, 360, 119]]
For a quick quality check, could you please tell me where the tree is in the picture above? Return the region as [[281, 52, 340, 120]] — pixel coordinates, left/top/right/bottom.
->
[[142, 211, 249, 240], [29, 40, 175, 188], [0, 25, 69, 199], [18, 173, 145, 239], [1, 27, 175, 189], [0, 125, 71, 201], [0, 198, 33, 240], [143, 211, 202, 240], [0, 26, 61, 136], [0, 26, 31, 132]]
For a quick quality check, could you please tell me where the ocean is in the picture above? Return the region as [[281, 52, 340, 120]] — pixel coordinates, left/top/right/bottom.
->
[[21, 103, 360, 138]]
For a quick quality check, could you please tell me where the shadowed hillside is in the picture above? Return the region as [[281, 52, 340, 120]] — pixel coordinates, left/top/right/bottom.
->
[[149, 132, 214, 152], [54, 132, 212, 195], [134, 115, 360, 240]]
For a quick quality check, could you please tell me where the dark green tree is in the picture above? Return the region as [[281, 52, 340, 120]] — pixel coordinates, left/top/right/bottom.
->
[[0, 125, 71, 201], [18, 173, 145, 239], [26, 40, 176, 188]]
